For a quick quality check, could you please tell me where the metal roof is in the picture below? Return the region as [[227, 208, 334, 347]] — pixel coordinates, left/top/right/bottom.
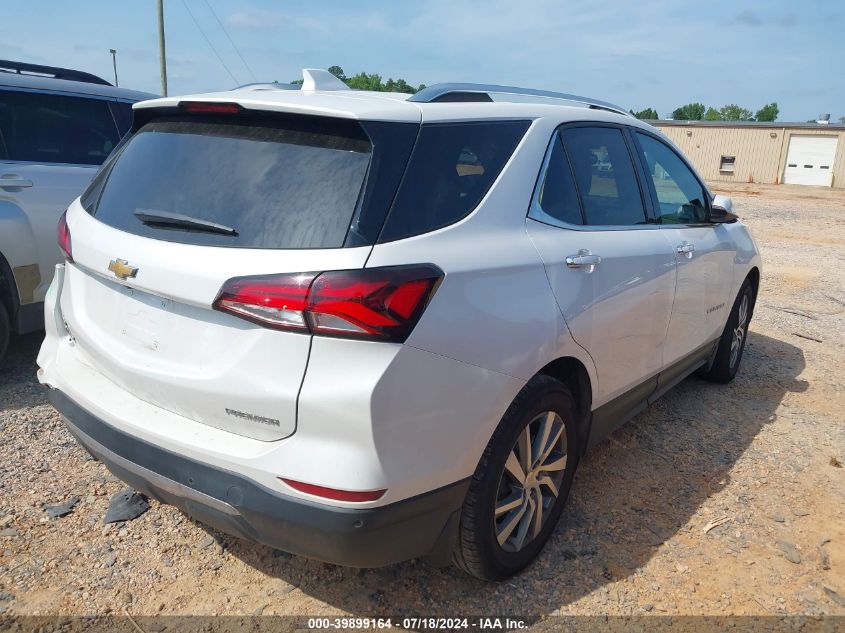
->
[[134, 87, 648, 126], [0, 70, 156, 102]]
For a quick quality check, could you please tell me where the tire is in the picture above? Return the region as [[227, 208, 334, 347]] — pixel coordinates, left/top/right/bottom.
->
[[453, 375, 579, 580], [0, 301, 9, 365], [700, 279, 754, 384]]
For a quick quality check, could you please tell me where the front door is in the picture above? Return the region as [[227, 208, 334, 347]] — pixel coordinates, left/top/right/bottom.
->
[[633, 131, 735, 366], [526, 125, 677, 406]]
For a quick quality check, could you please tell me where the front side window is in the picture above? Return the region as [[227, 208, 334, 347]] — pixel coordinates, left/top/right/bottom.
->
[[561, 127, 647, 226], [0, 90, 119, 165], [378, 120, 530, 242], [637, 133, 708, 224]]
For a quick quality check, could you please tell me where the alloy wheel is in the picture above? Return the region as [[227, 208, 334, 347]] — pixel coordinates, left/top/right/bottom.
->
[[730, 293, 749, 368], [494, 411, 567, 553]]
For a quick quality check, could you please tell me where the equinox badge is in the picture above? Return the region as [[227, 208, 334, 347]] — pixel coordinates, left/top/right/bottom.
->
[[108, 258, 138, 280]]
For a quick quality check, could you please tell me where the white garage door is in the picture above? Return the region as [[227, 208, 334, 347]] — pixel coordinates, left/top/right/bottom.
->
[[783, 135, 838, 186]]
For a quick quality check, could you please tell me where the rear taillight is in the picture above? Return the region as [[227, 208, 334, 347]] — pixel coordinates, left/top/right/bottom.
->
[[57, 211, 72, 261], [213, 265, 443, 343]]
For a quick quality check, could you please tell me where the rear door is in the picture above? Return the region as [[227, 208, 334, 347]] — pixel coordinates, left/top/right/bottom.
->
[[0, 89, 121, 304], [526, 124, 677, 406], [633, 131, 735, 366], [61, 108, 415, 441]]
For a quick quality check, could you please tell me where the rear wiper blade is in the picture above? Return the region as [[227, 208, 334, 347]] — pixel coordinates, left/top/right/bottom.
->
[[133, 209, 238, 236]]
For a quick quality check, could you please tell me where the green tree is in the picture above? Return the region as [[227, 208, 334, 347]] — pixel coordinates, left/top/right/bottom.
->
[[755, 102, 779, 122], [345, 72, 385, 91], [839, 116, 845, 124], [631, 107, 658, 120], [719, 104, 755, 121], [703, 107, 722, 121], [671, 103, 706, 120], [327, 65, 346, 81]]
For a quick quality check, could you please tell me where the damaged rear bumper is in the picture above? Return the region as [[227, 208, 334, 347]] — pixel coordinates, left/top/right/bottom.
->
[[49, 388, 467, 568]]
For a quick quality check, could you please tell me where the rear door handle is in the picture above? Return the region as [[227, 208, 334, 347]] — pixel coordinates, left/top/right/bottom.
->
[[566, 250, 602, 272], [676, 242, 695, 258], [0, 174, 34, 189]]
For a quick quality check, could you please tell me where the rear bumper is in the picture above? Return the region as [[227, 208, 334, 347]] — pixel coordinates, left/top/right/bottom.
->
[[49, 388, 468, 568]]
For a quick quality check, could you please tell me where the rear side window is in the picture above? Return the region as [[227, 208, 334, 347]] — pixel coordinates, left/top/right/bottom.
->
[[378, 121, 529, 242], [530, 133, 583, 226], [0, 90, 120, 165], [561, 127, 647, 226], [87, 115, 373, 249]]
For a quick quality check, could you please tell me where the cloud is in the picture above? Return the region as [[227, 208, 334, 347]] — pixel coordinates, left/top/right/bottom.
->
[[733, 11, 798, 27], [224, 9, 388, 34], [224, 10, 286, 30], [734, 10, 763, 26]]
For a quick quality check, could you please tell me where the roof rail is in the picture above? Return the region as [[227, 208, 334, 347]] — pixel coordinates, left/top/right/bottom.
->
[[0, 59, 111, 86], [408, 83, 631, 117]]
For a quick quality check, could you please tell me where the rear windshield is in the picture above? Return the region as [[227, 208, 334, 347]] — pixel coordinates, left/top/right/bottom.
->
[[84, 115, 373, 249]]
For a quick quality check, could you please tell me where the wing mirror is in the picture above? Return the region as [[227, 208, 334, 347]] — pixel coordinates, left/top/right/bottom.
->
[[710, 194, 738, 224]]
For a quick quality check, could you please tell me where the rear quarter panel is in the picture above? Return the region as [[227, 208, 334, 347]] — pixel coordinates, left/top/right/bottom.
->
[[366, 118, 597, 389]]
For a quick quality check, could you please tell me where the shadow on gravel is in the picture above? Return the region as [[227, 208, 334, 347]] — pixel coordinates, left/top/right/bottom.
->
[[0, 332, 47, 411], [215, 329, 807, 615]]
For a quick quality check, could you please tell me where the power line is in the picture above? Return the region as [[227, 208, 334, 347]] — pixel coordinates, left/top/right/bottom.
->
[[202, 0, 257, 82], [180, 0, 240, 85]]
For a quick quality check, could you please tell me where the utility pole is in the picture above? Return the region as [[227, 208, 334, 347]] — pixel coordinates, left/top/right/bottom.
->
[[109, 49, 118, 86], [157, 0, 168, 96]]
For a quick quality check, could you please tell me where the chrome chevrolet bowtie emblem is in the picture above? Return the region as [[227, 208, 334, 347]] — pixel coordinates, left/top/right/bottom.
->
[[108, 258, 138, 280]]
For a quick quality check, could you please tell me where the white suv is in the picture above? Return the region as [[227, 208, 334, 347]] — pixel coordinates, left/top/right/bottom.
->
[[38, 70, 761, 580]]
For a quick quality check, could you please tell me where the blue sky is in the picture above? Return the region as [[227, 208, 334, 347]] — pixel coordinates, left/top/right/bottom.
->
[[4, 0, 843, 121]]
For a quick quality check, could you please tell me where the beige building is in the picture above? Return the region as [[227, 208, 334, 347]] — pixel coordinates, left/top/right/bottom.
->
[[653, 120, 845, 189]]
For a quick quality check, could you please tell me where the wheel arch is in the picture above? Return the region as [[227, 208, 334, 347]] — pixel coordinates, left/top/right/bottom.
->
[[0, 251, 20, 322], [536, 356, 593, 455], [746, 266, 760, 307]]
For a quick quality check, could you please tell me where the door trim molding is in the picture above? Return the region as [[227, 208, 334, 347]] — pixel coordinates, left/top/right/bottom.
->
[[585, 338, 719, 450]]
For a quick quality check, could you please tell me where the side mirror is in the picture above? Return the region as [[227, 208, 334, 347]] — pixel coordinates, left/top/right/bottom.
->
[[712, 194, 732, 212], [710, 194, 738, 224]]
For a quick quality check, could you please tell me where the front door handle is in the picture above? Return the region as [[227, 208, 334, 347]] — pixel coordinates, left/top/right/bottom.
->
[[566, 250, 602, 273], [676, 242, 695, 258], [0, 174, 34, 189]]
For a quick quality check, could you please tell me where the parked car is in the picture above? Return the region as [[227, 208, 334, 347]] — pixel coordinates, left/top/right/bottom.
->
[[0, 60, 154, 362], [38, 70, 761, 580]]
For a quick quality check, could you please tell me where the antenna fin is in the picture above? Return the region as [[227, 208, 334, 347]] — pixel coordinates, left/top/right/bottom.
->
[[301, 68, 350, 92]]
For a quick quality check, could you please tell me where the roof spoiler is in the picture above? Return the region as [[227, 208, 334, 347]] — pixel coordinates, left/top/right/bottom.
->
[[0, 59, 111, 86]]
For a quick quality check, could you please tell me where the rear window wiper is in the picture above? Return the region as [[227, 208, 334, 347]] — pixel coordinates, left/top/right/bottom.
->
[[133, 209, 238, 236]]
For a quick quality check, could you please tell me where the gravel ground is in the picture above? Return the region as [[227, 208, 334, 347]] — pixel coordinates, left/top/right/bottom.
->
[[0, 183, 843, 621]]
